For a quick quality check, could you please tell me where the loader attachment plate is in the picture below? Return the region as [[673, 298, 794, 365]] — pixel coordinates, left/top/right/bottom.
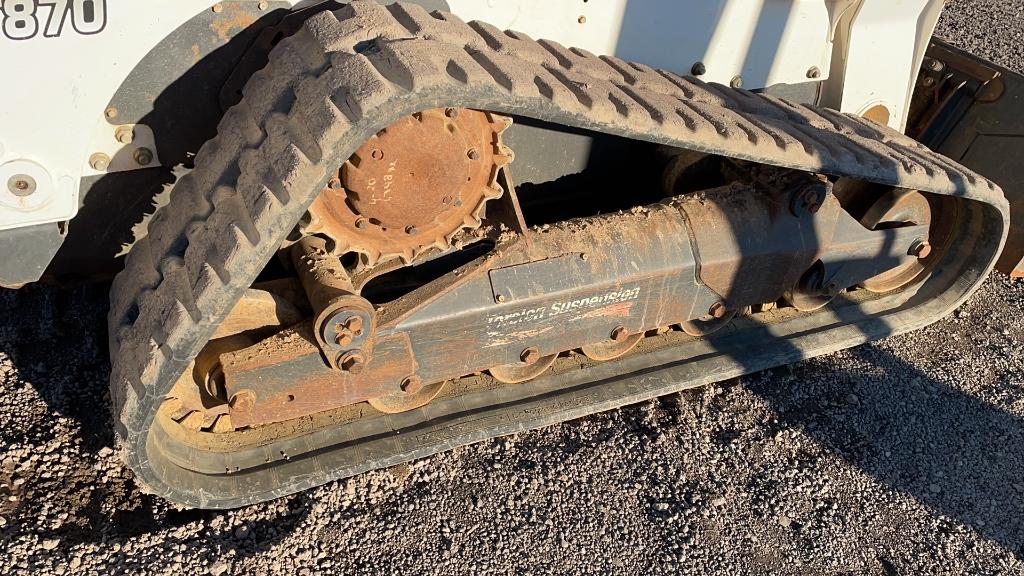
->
[[909, 39, 1024, 277]]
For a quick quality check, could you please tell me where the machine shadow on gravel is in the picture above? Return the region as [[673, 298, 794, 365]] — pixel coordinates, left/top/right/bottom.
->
[[698, 193, 1024, 558]]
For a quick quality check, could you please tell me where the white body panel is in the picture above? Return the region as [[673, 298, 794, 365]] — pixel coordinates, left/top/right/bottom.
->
[[0, 0, 942, 231]]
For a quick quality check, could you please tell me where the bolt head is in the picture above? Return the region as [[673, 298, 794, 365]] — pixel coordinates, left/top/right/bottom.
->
[[467, 148, 481, 160], [807, 66, 821, 79], [730, 75, 743, 89], [401, 376, 423, 394], [328, 177, 343, 190], [90, 153, 111, 171], [115, 126, 135, 145], [922, 76, 936, 88], [335, 331, 354, 347], [7, 175, 36, 197], [709, 302, 728, 319], [405, 225, 418, 235], [344, 315, 364, 334], [578, 15, 587, 24], [258, 1, 269, 10], [910, 239, 932, 259], [134, 147, 154, 166], [444, 108, 460, 119], [610, 326, 629, 342], [339, 352, 365, 374], [691, 62, 707, 77], [104, 107, 119, 119], [520, 347, 540, 364], [212, 3, 223, 13], [496, 294, 506, 303], [355, 218, 368, 229]]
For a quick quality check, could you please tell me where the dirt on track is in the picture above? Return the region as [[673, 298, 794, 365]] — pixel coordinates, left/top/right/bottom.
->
[[2, 3, 1024, 575]]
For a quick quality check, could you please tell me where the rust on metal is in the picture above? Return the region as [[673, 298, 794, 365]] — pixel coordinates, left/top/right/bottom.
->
[[305, 108, 514, 265]]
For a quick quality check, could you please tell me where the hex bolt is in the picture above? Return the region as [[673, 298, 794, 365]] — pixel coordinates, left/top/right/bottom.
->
[[355, 217, 369, 229], [515, 347, 539, 365], [806, 66, 822, 79], [467, 148, 480, 160], [928, 59, 945, 72], [730, 75, 743, 89], [805, 189, 822, 214], [228, 389, 256, 410], [709, 302, 728, 319], [405, 225, 418, 235], [335, 331, 354, 347], [909, 239, 933, 259], [691, 62, 707, 76], [339, 351, 365, 374], [610, 326, 629, 342], [401, 375, 424, 394], [115, 126, 135, 145], [89, 153, 111, 171], [7, 175, 36, 197], [444, 108, 460, 119], [134, 147, 154, 166], [345, 315, 364, 334]]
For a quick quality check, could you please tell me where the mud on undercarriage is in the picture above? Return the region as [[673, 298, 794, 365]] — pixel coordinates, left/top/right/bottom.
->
[[108, 2, 1007, 508]]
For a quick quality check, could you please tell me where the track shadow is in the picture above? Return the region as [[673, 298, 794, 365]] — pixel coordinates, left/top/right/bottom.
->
[[745, 340, 1024, 556]]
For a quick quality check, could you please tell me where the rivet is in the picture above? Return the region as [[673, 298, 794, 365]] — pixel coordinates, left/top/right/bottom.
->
[[730, 75, 743, 89], [578, 15, 587, 24], [212, 3, 223, 13], [806, 66, 821, 79], [691, 62, 707, 77]]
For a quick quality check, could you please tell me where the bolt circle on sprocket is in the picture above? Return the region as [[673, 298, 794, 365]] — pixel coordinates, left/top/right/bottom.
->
[[306, 108, 514, 266]]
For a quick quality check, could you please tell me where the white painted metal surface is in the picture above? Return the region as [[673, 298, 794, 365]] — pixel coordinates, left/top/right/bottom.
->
[[0, 0, 936, 232]]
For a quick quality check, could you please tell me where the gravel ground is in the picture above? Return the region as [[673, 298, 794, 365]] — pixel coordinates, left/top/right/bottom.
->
[[3, 3, 1024, 575]]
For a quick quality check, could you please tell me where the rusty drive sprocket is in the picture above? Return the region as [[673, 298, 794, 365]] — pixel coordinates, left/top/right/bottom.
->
[[306, 108, 513, 265]]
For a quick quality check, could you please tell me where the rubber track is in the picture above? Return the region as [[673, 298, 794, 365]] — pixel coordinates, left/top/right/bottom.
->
[[108, 1, 1007, 506]]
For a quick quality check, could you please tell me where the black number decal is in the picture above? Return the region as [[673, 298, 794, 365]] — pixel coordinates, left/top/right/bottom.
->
[[1, 0, 106, 40]]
